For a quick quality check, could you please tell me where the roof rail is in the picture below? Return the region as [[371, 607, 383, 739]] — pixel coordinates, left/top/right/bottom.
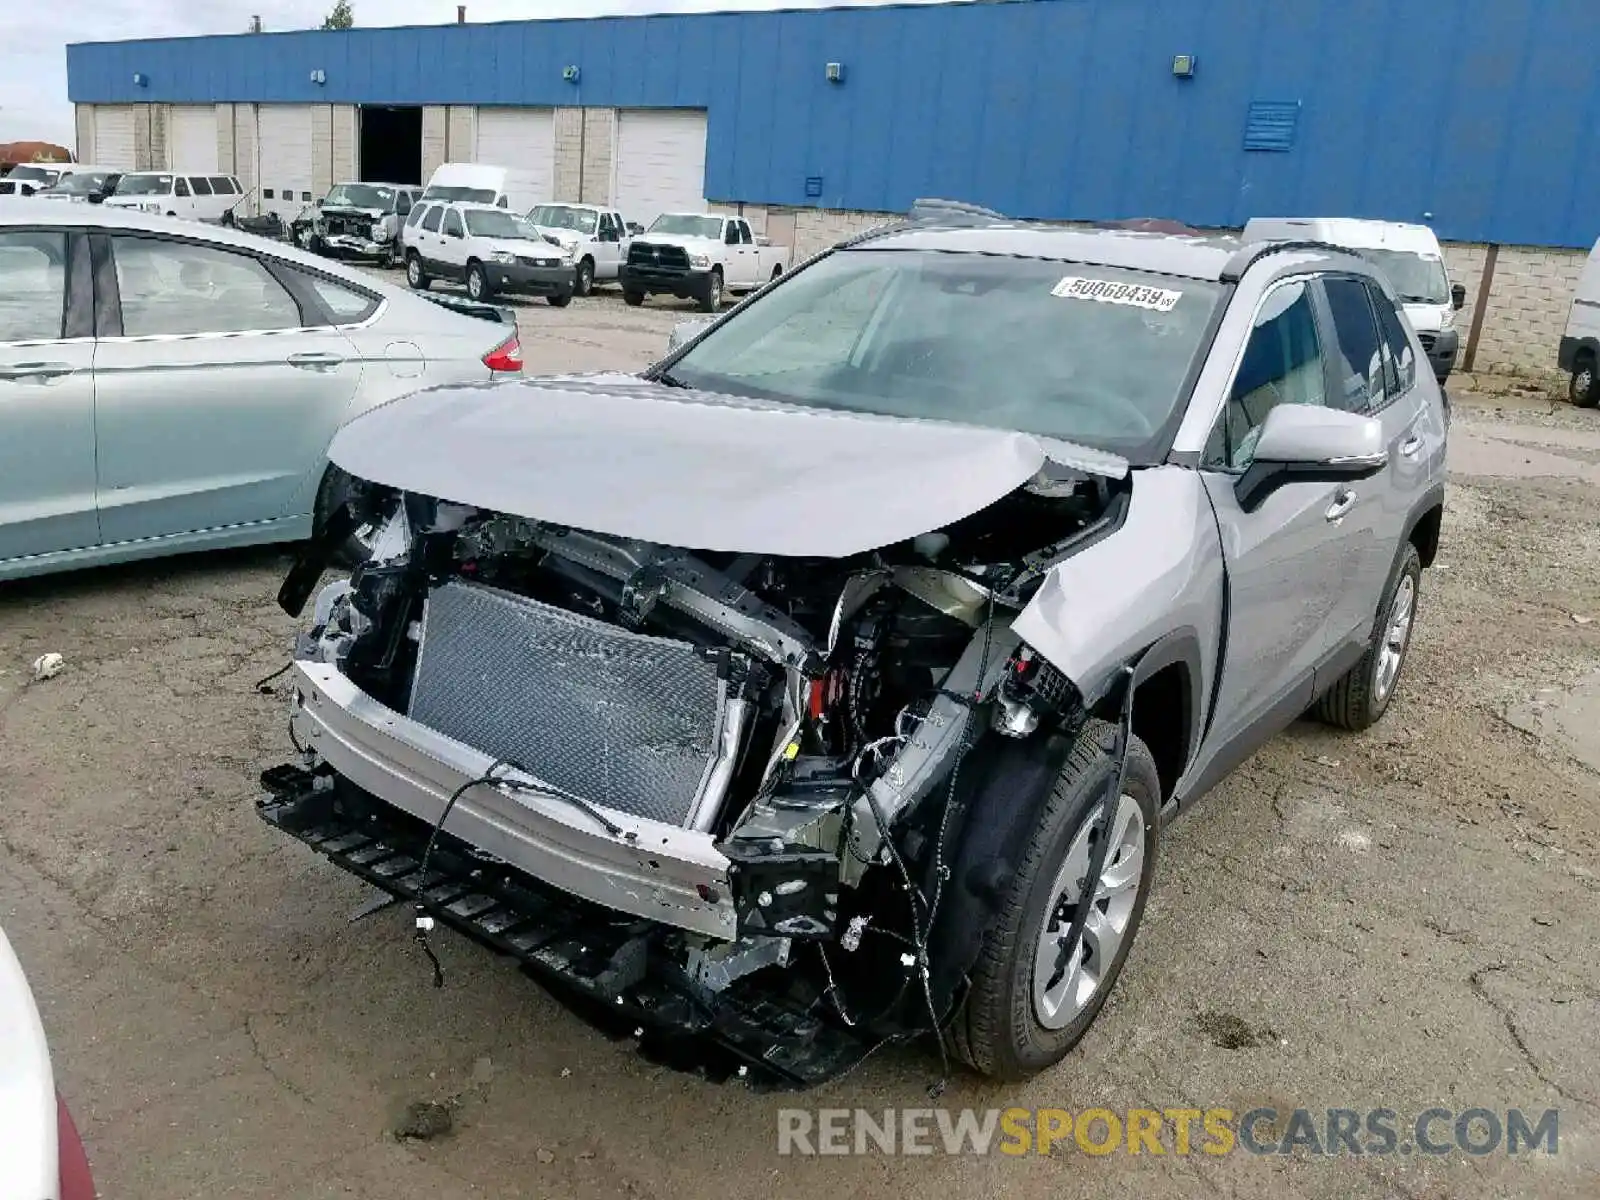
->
[[906, 197, 1006, 225], [1220, 238, 1358, 282]]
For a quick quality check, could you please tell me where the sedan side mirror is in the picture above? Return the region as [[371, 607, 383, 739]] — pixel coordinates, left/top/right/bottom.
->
[[1235, 405, 1387, 512], [1451, 282, 1466, 311]]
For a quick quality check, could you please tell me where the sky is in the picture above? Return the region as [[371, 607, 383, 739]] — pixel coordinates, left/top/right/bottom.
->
[[1, 0, 952, 150]]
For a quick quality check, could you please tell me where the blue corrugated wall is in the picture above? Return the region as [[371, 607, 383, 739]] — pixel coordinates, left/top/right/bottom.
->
[[65, 0, 1600, 247]]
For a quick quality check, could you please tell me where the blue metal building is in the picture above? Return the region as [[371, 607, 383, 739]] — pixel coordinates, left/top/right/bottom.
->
[[65, 0, 1600, 247]]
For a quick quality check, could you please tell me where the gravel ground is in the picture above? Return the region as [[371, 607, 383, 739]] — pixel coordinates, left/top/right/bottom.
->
[[2, 293, 1598, 1199]]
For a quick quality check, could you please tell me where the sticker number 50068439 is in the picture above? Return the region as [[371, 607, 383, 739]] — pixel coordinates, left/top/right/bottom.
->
[[1051, 276, 1183, 312]]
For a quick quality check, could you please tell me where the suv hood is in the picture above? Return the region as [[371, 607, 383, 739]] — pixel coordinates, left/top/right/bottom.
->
[[328, 374, 1126, 558], [634, 233, 718, 251]]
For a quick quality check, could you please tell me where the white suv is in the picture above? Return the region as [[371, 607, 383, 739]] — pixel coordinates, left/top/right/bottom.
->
[[403, 201, 577, 305]]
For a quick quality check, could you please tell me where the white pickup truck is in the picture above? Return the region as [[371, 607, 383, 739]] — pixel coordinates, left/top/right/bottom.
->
[[526, 203, 638, 297], [619, 213, 790, 311]]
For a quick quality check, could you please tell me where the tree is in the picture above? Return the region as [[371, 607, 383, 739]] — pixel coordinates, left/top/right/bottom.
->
[[322, 1, 353, 29]]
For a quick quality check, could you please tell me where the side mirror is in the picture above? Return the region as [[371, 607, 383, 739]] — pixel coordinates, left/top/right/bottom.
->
[[1451, 282, 1466, 311], [667, 317, 714, 354], [1234, 405, 1386, 512], [628, 222, 644, 235]]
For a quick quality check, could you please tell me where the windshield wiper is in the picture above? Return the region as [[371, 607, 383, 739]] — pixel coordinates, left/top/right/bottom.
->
[[655, 371, 691, 388]]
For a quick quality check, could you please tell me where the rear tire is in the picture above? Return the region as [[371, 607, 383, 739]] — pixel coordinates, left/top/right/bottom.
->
[[1571, 352, 1599, 408], [406, 252, 430, 291], [952, 721, 1161, 1081], [1315, 542, 1422, 731], [575, 257, 595, 297], [623, 290, 645, 307]]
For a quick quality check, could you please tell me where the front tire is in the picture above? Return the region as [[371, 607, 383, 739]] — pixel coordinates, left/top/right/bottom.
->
[[1571, 352, 1599, 408], [697, 268, 723, 313], [548, 291, 572, 308], [314, 465, 378, 568], [574, 257, 595, 297], [406, 253, 430, 291], [952, 721, 1161, 1080], [623, 289, 645, 307], [1315, 542, 1422, 731], [466, 261, 490, 302]]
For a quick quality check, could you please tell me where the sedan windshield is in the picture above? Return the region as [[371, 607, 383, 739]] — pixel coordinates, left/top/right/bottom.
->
[[424, 185, 497, 204], [45, 172, 113, 194], [464, 210, 528, 239], [529, 205, 597, 234], [1355, 248, 1450, 306], [325, 183, 395, 209], [9, 165, 60, 185], [648, 214, 722, 239], [664, 248, 1223, 461], [115, 173, 174, 196]]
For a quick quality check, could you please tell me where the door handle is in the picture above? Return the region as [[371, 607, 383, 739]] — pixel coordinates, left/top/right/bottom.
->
[[0, 361, 73, 383], [287, 352, 345, 370], [1400, 434, 1424, 458], [1325, 489, 1358, 522]]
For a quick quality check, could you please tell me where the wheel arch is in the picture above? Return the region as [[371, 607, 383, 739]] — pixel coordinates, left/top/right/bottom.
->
[[1087, 628, 1205, 811]]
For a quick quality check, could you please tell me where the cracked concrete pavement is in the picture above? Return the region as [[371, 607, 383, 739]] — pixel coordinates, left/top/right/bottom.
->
[[2, 294, 1598, 1198]]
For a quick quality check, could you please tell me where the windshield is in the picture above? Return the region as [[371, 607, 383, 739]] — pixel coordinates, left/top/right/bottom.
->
[[10, 166, 60, 185], [529, 205, 597, 234], [648, 214, 722, 239], [424, 185, 497, 204], [464, 210, 528, 239], [664, 249, 1223, 461], [115, 174, 174, 196], [47, 172, 113, 194], [325, 183, 395, 210], [1355, 248, 1450, 306]]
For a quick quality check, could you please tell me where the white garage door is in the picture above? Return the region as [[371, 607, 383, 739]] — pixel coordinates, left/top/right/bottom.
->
[[257, 104, 316, 222], [612, 109, 707, 231], [474, 108, 554, 203], [168, 105, 218, 174], [93, 106, 138, 171]]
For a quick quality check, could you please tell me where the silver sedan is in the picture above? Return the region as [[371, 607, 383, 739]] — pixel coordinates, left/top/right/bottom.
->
[[0, 200, 524, 580]]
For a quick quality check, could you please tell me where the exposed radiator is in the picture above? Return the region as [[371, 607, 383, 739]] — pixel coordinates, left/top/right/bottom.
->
[[408, 580, 730, 827]]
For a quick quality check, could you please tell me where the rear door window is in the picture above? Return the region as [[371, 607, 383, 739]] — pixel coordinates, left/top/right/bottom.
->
[[0, 230, 68, 342], [190, 177, 214, 196], [110, 236, 302, 336], [1319, 275, 1385, 413], [421, 205, 444, 233], [1372, 284, 1419, 400]]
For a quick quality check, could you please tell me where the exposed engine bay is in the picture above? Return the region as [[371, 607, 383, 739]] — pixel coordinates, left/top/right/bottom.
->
[[264, 463, 1127, 1085]]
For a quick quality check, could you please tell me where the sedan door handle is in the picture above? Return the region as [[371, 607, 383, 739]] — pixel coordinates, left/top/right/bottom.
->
[[286, 352, 345, 371], [1400, 434, 1424, 458], [1325, 489, 1358, 522], [0, 361, 73, 383]]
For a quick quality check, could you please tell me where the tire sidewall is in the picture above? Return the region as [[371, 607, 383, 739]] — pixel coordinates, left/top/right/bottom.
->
[[576, 257, 594, 296], [991, 728, 1161, 1076], [467, 264, 486, 300], [406, 254, 424, 288], [1364, 543, 1423, 719]]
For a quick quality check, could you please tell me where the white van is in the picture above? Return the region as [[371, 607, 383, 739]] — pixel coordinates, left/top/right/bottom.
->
[[421, 163, 543, 213], [100, 172, 246, 223], [1242, 217, 1466, 383], [1559, 239, 1600, 407]]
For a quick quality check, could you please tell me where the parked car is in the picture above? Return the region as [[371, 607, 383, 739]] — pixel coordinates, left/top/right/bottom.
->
[[525, 202, 635, 296], [0, 200, 525, 581], [1559, 235, 1600, 408], [258, 216, 1446, 1085], [420, 162, 543, 212], [403, 200, 576, 305], [34, 170, 123, 205], [0, 163, 117, 199], [101, 172, 247, 224], [0, 922, 97, 1199], [293, 181, 420, 267], [620, 212, 790, 311], [1242, 218, 1465, 384]]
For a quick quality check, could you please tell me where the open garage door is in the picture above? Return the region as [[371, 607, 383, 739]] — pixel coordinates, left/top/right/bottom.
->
[[168, 105, 217, 174], [474, 108, 554, 200], [257, 104, 316, 223], [92, 106, 138, 171], [612, 109, 707, 231]]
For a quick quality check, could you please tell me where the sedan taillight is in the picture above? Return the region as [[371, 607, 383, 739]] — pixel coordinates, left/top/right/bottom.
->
[[483, 333, 523, 373], [58, 1095, 96, 1200]]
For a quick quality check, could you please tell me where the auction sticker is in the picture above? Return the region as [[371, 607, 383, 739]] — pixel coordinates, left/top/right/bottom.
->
[[1051, 276, 1183, 311]]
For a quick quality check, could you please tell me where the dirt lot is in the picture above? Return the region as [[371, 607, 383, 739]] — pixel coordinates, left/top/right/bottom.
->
[[2, 291, 1598, 1198]]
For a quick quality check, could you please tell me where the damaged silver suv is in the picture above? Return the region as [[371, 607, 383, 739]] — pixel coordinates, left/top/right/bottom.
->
[[259, 212, 1447, 1085]]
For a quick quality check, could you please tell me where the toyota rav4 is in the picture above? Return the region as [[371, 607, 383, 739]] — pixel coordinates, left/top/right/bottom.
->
[[258, 210, 1447, 1085]]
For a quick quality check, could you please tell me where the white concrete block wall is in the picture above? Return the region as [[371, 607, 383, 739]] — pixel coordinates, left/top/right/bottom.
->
[[75, 106, 95, 163], [580, 108, 615, 205], [216, 104, 235, 183], [331, 105, 358, 183], [552, 107, 583, 202], [232, 104, 259, 215], [446, 106, 475, 162], [311, 104, 334, 197], [421, 106, 447, 181]]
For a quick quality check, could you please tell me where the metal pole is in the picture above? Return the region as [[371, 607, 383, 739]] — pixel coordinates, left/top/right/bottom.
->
[[1462, 243, 1499, 374]]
